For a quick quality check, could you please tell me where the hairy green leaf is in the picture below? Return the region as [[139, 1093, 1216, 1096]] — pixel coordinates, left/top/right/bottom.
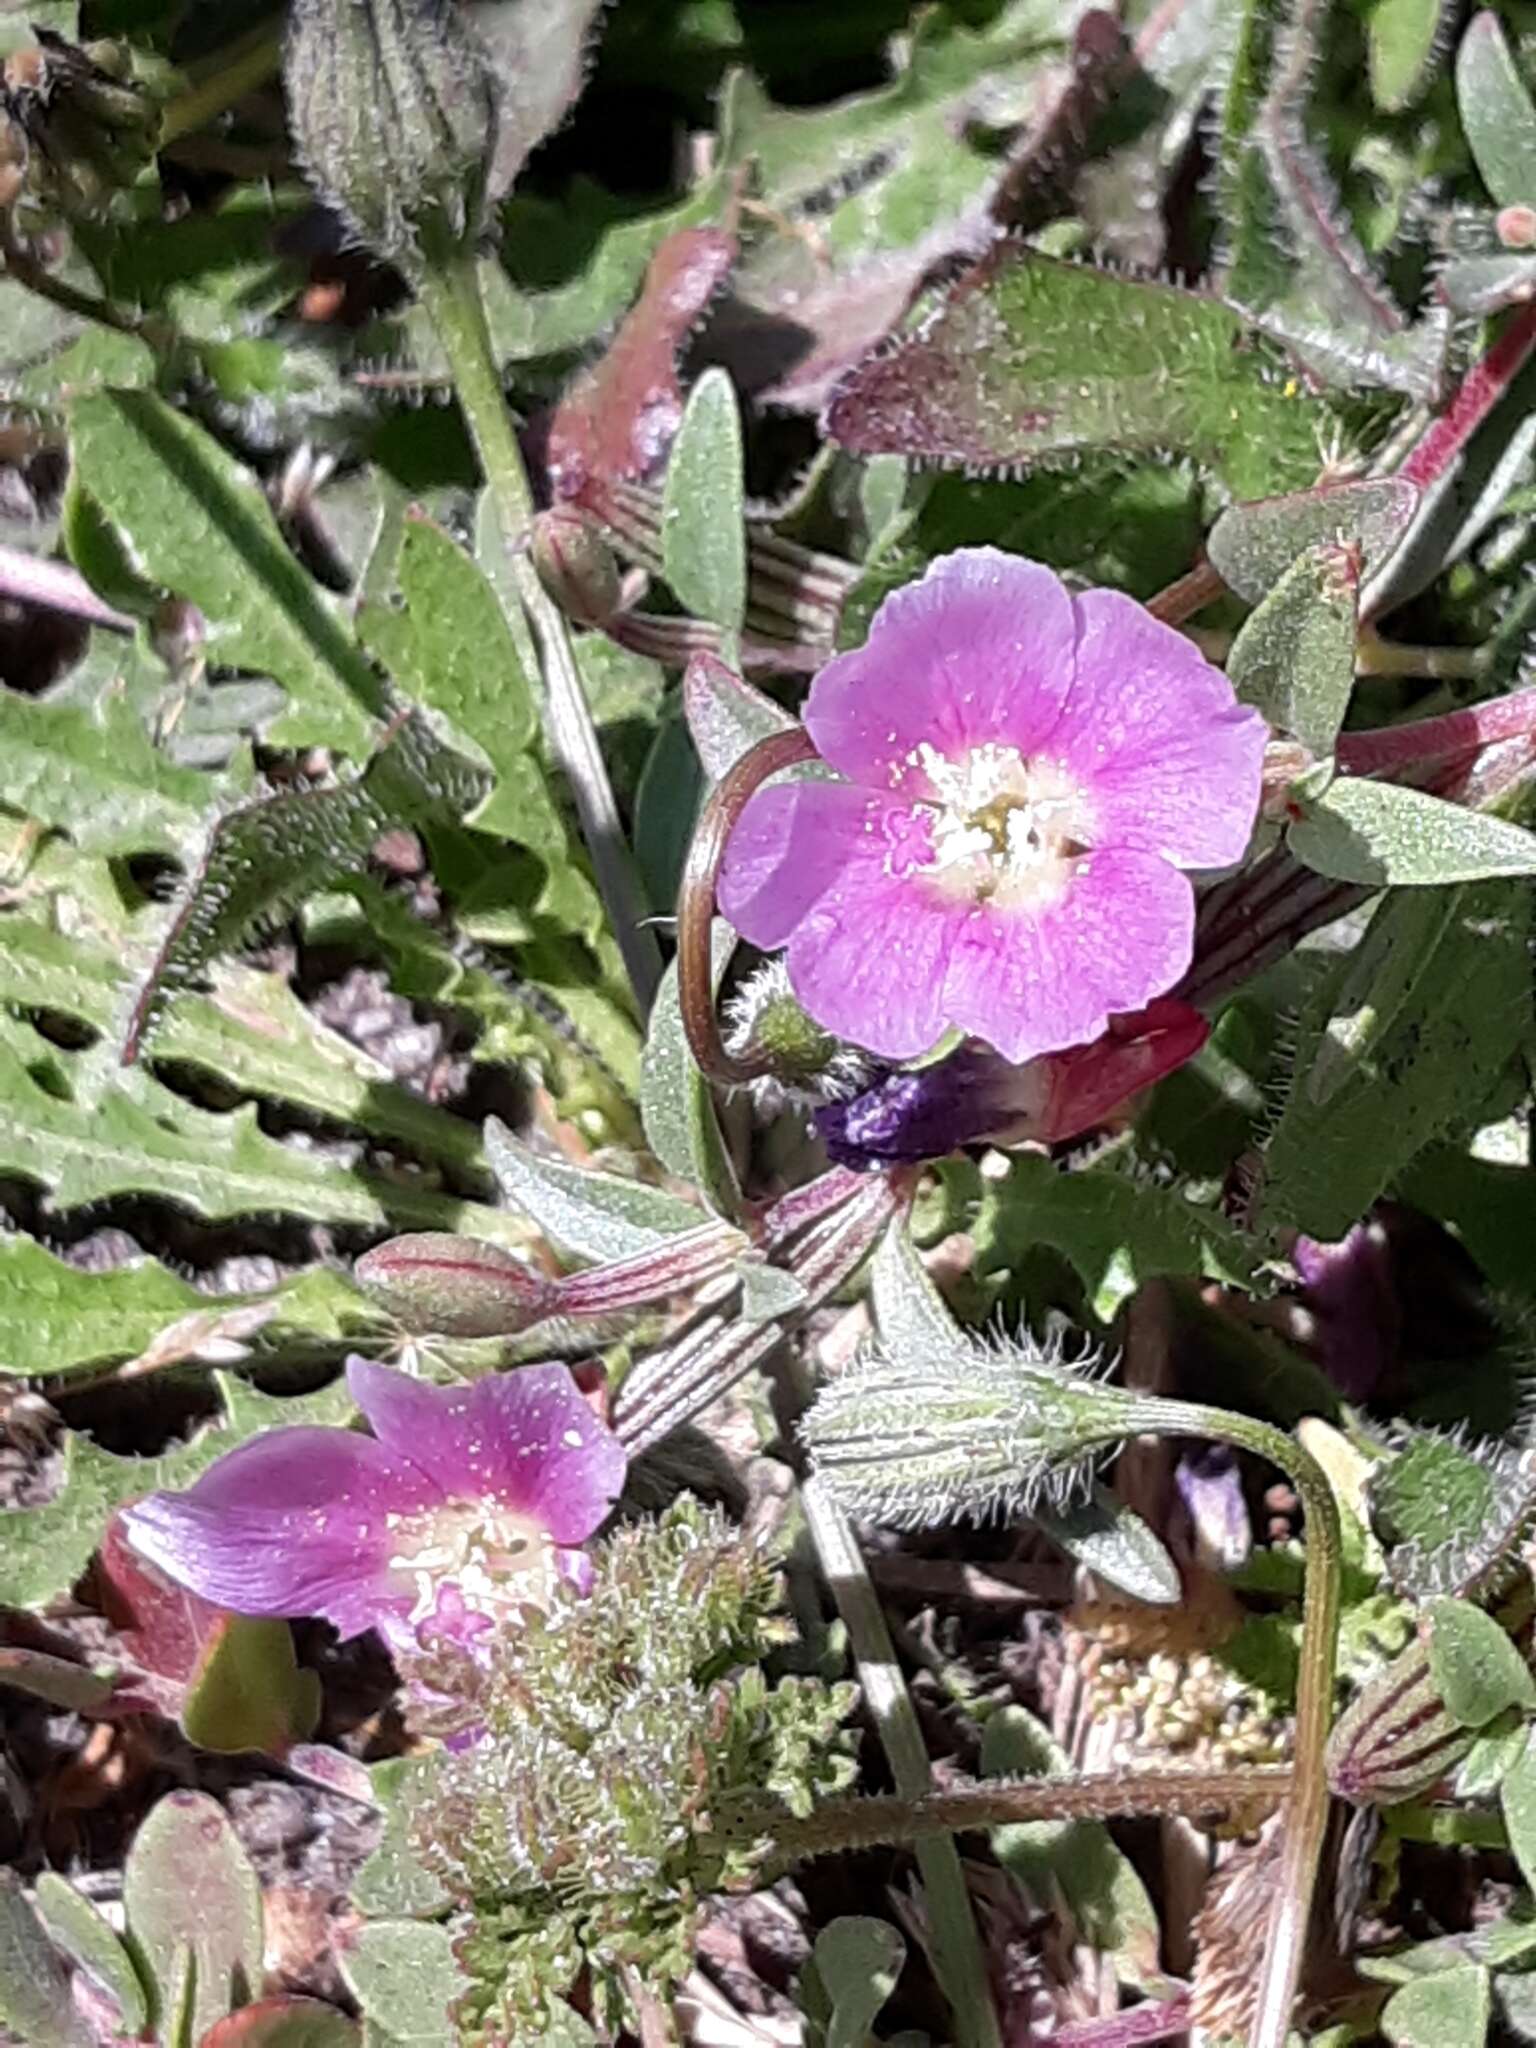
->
[[33, 1874, 148, 2035], [1382, 1964, 1492, 2047], [0, 1874, 89, 2048], [1368, 0, 1453, 112], [1227, 541, 1358, 752], [124, 1791, 263, 2041], [1207, 477, 1419, 605], [661, 368, 747, 636], [1426, 1598, 1536, 1728], [1456, 11, 1536, 209], [802, 1918, 905, 2048], [338, 1920, 466, 2048], [1289, 779, 1536, 886], [484, 1118, 703, 1261]]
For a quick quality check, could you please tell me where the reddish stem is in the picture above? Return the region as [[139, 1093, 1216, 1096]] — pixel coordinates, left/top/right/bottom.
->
[[1054, 2000, 1195, 2048], [1400, 303, 1536, 490], [1335, 681, 1536, 777]]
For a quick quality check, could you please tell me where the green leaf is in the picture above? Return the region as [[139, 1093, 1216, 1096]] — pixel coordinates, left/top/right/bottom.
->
[[348, 1763, 452, 1921], [1370, 1431, 1536, 1600], [1289, 779, 1536, 886], [1457, 11, 1536, 209], [1227, 541, 1358, 753], [0, 1232, 370, 1383], [1206, 478, 1420, 605], [124, 713, 492, 1063], [1256, 882, 1531, 1238], [1426, 1598, 1536, 1727], [1455, 1718, 1529, 1799], [1504, 1730, 1536, 1894], [0, 1373, 356, 1609], [484, 1118, 703, 1261], [975, 1151, 1258, 1322], [825, 250, 1330, 499], [68, 390, 385, 756], [1369, 0, 1453, 111], [181, 1617, 323, 1757], [0, 686, 220, 861], [661, 368, 747, 636], [639, 924, 740, 1216], [802, 1918, 905, 2048], [358, 516, 562, 852], [34, 1873, 150, 2035], [980, 1706, 1163, 1989], [338, 1920, 467, 2048], [0, 1872, 91, 2048], [1382, 1963, 1492, 2047], [124, 1791, 264, 2042], [682, 651, 797, 783]]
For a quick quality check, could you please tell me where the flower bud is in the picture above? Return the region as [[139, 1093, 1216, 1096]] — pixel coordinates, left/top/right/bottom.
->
[[354, 1232, 555, 1335], [283, 0, 500, 271], [723, 959, 872, 1110], [530, 507, 623, 628], [1325, 1633, 1474, 1806], [1497, 205, 1536, 251]]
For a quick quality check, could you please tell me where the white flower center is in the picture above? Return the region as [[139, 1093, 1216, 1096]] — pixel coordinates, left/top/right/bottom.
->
[[387, 1499, 558, 1628], [912, 742, 1094, 907]]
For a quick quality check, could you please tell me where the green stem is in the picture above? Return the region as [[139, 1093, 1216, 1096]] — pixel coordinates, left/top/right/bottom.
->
[[773, 1765, 1291, 1863], [414, 247, 662, 1010], [801, 1476, 1003, 2048], [157, 30, 283, 147], [1130, 1397, 1343, 2048]]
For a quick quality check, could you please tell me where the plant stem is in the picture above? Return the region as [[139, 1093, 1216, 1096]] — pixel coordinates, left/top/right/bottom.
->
[[800, 1475, 1004, 2048], [415, 248, 661, 1011], [1125, 1398, 1342, 2048], [157, 29, 283, 147], [774, 1765, 1291, 1860]]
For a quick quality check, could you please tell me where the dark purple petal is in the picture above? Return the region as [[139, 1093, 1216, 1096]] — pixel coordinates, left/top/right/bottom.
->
[[815, 1046, 1033, 1166], [347, 1357, 624, 1544], [941, 848, 1195, 1063], [803, 549, 1078, 789], [1058, 590, 1267, 869], [119, 1426, 431, 1639], [718, 780, 922, 950]]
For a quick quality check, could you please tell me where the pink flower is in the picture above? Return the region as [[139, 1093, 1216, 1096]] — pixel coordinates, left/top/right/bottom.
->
[[719, 549, 1266, 1065], [119, 1359, 626, 1650]]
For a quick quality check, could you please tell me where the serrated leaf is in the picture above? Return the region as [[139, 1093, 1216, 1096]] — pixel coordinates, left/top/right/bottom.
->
[[976, 1151, 1258, 1321], [1426, 1598, 1536, 1727], [1206, 477, 1420, 604], [1227, 541, 1358, 753], [484, 1116, 702, 1260], [1382, 1964, 1492, 2047], [825, 248, 1331, 498], [123, 713, 492, 1064], [639, 924, 740, 1216], [1257, 882, 1531, 1238], [1368, 0, 1453, 111], [1457, 12, 1536, 210], [337, 1919, 466, 2048], [124, 1791, 263, 2041], [0, 1873, 91, 2048], [1289, 777, 1536, 886], [358, 516, 563, 855], [0, 685, 221, 861], [34, 1873, 149, 2034], [68, 391, 383, 757], [0, 1373, 355, 1609], [802, 1917, 905, 2048], [980, 1705, 1163, 1987], [661, 368, 747, 636]]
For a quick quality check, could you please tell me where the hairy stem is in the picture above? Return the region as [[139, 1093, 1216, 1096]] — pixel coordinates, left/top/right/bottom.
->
[[157, 28, 282, 147], [416, 249, 661, 1010], [800, 1476, 1004, 2048]]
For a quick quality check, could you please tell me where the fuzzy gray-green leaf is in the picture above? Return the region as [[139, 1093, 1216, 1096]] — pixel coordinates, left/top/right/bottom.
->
[[661, 368, 748, 637], [1456, 11, 1536, 208], [1289, 779, 1536, 886]]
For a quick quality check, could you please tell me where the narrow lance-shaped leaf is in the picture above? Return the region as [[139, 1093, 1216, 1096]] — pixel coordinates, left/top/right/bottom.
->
[[1368, 0, 1455, 113], [1456, 11, 1536, 209], [825, 249, 1329, 500], [1227, 540, 1358, 754], [1288, 778, 1536, 886], [0, 1873, 91, 2048], [661, 368, 748, 638], [33, 1874, 149, 2037]]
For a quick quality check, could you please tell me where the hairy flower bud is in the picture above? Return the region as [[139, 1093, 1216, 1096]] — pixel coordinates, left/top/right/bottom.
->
[[530, 507, 623, 627], [284, 0, 500, 270], [354, 1232, 556, 1335], [724, 958, 873, 1111], [1326, 1634, 1474, 1806]]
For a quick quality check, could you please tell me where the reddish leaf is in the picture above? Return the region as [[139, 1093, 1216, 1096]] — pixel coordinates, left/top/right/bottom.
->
[[546, 226, 738, 501], [199, 1995, 360, 2047]]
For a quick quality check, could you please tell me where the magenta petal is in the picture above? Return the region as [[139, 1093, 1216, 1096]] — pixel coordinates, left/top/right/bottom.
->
[[119, 1426, 428, 1637], [941, 850, 1195, 1063], [804, 549, 1078, 788], [719, 779, 898, 950], [349, 1357, 625, 1545], [785, 868, 958, 1060], [1057, 590, 1267, 869]]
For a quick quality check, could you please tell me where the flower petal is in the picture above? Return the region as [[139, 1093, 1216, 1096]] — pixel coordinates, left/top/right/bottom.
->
[[119, 1426, 429, 1638], [804, 549, 1079, 790], [940, 848, 1195, 1063], [1055, 590, 1267, 869], [719, 779, 895, 949], [785, 866, 959, 1060], [348, 1357, 625, 1545]]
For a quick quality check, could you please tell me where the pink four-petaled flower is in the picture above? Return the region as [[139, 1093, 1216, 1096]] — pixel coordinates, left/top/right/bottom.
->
[[719, 548, 1267, 1065], [120, 1358, 626, 1650]]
